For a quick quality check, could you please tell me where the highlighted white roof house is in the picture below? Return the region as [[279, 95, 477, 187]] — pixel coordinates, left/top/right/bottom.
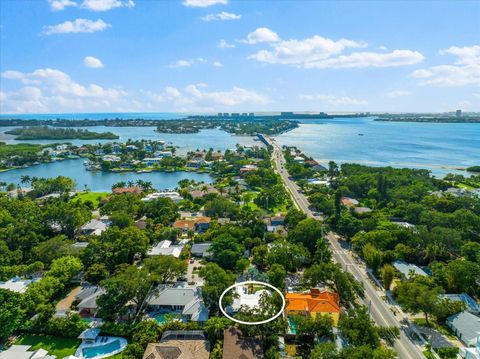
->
[[230, 284, 270, 312], [147, 240, 184, 258]]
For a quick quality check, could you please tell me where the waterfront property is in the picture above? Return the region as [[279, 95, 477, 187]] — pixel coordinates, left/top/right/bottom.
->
[[143, 330, 210, 359], [285, 289, 341, 326], [75, 329, 127, 359], [146, 283, 208, 323]]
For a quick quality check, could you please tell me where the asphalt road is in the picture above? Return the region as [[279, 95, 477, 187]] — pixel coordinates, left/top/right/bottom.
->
[[266, 137, 425, 359]]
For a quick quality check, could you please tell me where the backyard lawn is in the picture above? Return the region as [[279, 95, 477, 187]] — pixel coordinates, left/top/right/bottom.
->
[[16, 334, 80, 358], [73, 191, 109, 208]]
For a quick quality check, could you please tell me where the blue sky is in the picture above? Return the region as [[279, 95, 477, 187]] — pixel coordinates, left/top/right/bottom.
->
[[0, 0, 479, 114]]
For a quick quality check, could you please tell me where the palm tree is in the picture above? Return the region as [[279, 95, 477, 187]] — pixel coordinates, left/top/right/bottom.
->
[[127, 180, 134, 187], [20, 175, 31, 185], [201, 184, 209, 195]]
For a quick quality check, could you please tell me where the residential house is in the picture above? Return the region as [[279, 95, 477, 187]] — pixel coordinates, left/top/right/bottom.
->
[[230, 284, 269, 313], [222, 327, 263, 359], [0, 276, 40, 293], [440, 293, 480, 314], [154, 150, 172, 158], [240, 164, 258, 176], [341, 197, 359, 207], [56, 144, 68, 151], [142, 157, 163, 166], [102, 155, 121, 162], [270, 215, 285, 226], [190, 187, 219, 199], [194, 217, 211, 232], [447, 311, 480, 346], [146, 284, 209, 322], [0, 345, 55, 359], [147, 240, 184, 258], [142, 191, 183, 203], [293, 156, 305, 163], [78, 328, 101, 344], [191, 243, 212, 258], [354, 206, 372, 214], [308, 178, 330, 186], [186, 159, 205, 169], [112, 186, 141, 195], [79, 218, 109, 236], [285, 289, 341, 326], [460, 337, 480, 358], [173, 217, 211, 234], [143, 331, 210, 359], [392, 260, 429, 279], [76, 285, 105, 318]]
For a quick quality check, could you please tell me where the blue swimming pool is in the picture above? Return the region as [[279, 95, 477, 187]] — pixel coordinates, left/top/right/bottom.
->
[[82, 340, 121, 358]]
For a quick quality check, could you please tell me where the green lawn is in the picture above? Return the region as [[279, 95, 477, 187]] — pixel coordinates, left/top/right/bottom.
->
[[16, 334, 80, 358], [73, 191, 109, 208]]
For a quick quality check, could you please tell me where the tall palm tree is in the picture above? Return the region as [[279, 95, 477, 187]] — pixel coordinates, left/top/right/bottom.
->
[[20, 175, 31, 185]]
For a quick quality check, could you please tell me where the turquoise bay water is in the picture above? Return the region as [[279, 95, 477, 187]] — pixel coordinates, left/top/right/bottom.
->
[[274, 117, 480, 177], [0, 159, 212, 192]]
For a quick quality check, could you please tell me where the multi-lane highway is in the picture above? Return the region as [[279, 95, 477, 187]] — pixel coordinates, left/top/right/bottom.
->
[[266, 136, 425, 359]]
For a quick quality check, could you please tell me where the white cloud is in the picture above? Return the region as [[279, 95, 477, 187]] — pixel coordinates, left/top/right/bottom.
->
[[412, 45, 480, 86], [240, 27, 279, 45], [246, 30, 423, 69], [218, 39, 235, 49], [41, 18, 111, 35], [1, 68, 128, 113], [48, 0, 78, 11], [213, 61, 223, 67], [303, 50, 424, 69], [201, 11, 241, 21], [249, 35, 367, 65], [386, 90, 411, 98], [80, 0, 134, 11], [168, 58, 208, 68], [146, 84, 268, 110], [83, 56, 104, 68], [182, 0, 227, 7], [299, 93, 368, 106]]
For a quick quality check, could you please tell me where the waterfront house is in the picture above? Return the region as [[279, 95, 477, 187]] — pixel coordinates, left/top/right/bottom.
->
[[222, 327, 264, 359], [76, 285, 105, 318], [293, 156, 305, 163], [285, 289, 341, 326], [102, 154, 121, 162], [142, 157, 163, 166], [186, 159, 205, 169], [112, 186, 141, 195], [143, 331, 210, 359], [0, 276, 41, 293], [154, 150, 172, 158], [191, 242, 212, 258], [239, 164, 258, 176], [440, 293, 480, 314], [0, 345, 55, 359], [447, 311, 480, 346], [79, 218, 108, 236], [392, 260, 429, 279], [146, 283, 209, 322], [147, 240, 184, 258], [190, 186, 219, 199]]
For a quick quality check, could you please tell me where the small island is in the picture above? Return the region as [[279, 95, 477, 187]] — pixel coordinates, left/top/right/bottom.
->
[[155, 118, 299, 135], [375, 115, 480, 123], [5, 126, 119, 140]]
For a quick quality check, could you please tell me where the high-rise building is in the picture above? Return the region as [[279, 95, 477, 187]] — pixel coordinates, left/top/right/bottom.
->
[[456, 109, 462, 118]]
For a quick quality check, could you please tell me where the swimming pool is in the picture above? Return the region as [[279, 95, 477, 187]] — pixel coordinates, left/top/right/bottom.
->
[[152, 312, 182, 324], [82, 340, 121, 358], [287, 317, 297, 335]]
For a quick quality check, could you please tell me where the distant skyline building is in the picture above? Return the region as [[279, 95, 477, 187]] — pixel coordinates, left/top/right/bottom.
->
[[456, 109, 462, 118]]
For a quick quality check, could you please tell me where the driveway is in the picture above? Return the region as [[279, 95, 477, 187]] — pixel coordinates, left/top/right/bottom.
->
[[186, 258, 204, 286]]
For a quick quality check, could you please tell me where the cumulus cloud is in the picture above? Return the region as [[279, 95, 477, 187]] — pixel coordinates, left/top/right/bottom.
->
[[412, 45, 480, 86], [48, 0, 78, 11], [41, 18, 111, 35], [246, 30, 423, 69], [83, 56, 104, 68], [218, 39, 235, 49], [168, 58, 208, 68], [386, 90, 411, 98], [299, 93, 368, 106], [1, 67, 127, 113], [239, 27, 279, 44], [213, 61, 223, 67], [146, 84, 268, 110], [80, 0, 134, 11], [182, 0, 227, 7], [201, 11, 241, 21], [248, 35, 367, 64]]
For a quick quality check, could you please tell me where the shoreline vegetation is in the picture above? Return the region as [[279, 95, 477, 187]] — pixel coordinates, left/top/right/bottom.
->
[[5, 126, 119, 140]]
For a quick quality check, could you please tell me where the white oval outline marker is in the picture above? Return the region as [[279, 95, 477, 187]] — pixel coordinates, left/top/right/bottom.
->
[[218, 280, 286, 325]]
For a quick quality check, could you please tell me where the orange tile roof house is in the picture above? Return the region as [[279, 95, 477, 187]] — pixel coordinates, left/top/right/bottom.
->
[[112, 186, 141, 195], [285, 289, 341, 325], [173, 217, 211, 233]]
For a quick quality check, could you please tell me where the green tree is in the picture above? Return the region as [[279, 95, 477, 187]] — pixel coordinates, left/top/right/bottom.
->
[[142, 255, 187, 283], [461, 242, 480, 263], [267, 264, 286, 290], [362, 243, 383, 274], [199, 263, 236, 314], [288, 218, 324, 253], [84, 263, 109, 284], [380, 264, 395, 291], [339, 306, 380, 348], [0, 288, 24, 339], [209, 234, 243, 270], [310, 342, 337, 359]]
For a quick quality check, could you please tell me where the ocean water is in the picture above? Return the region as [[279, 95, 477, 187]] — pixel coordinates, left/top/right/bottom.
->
[[274, 117, 480, 177]]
